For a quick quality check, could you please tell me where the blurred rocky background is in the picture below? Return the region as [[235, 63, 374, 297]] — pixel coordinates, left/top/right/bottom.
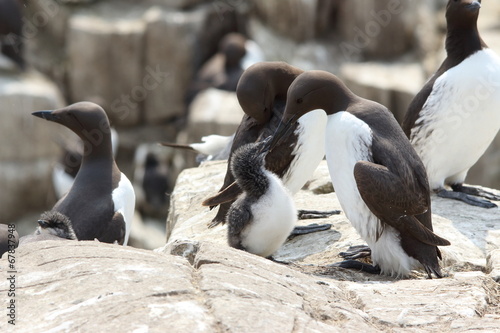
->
[[1, 0, 500, 249]]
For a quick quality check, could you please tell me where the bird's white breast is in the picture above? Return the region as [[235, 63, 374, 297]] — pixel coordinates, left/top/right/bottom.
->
[[411, 48, 500, 189], [112, 173, 136, 245], [326, 112, 417, 277], [241, 170, 296, 257], [282, 109, 327, 194]]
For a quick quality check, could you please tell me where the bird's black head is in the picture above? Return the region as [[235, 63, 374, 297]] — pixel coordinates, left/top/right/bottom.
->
[[32, 102, 112, 143], [269, 70, 353, 151], [37, 211, 77, 240], [446, 0, 481, 27], [236, 62, 303, 124]]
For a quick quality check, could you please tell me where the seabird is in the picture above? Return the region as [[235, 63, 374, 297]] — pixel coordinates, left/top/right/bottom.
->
[[32, 102, 135, 245], [35, 211, 77, 240], [133, 145, 170, 217], [402, 0, 500, 208], [52, 127, 119, 199], [0, 0, 24, 69], [227, 138, 296, 257], [19, 211, 77, 245], [0, 224, 18, 258], [271, 70, 450, 278], [160, 133, 234, 163], [186, 32, 264, 104], [202, 61, 338, 228]]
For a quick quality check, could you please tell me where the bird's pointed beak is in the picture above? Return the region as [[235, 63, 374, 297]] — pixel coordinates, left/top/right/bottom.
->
[[32, 110, 58, 122], [269, 116, 295, 152], [466, 1, 481, 11], [37, 220, 49, 228], [256, 136, 273, 155]]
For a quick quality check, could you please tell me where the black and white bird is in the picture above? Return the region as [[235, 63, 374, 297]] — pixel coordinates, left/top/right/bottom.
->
[[52, 127, 119, 199], [186, 32, 264, 104], [203, 62, 337, 228], [271, 70, 450, 278], [32, 102, 135, 245], [0, 224, 18, 258], [160, 133, 234, 163], [0, 0, 24, 69], [402, 0, 500, 208], [35, 211, 77, 240], [227, 139, 296, 258]]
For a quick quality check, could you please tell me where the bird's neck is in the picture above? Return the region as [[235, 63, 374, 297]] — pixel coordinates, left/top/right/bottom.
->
[[445, 23, 485, 63]]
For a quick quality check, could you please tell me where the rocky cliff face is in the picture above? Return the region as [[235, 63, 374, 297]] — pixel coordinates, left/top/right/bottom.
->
[[1, 161, 499, 332], [2, 0, 500, 249]]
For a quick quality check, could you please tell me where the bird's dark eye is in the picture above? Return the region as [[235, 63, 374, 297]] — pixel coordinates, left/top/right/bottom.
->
[[296, 98, 303, 104]]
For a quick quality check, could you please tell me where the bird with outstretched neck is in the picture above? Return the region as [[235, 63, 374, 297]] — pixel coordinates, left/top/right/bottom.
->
[[32, 102, 135, 245]]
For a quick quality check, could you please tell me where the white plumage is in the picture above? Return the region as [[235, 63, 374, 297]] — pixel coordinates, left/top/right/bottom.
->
[[282, 109, 327, 194], [326, 112, 419, 277], [240, 170, 296, 257], [410, 49, 500, 190], [112, 173, 136, 246]]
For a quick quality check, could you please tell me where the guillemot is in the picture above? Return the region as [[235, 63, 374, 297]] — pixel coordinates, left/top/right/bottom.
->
[[0, 224, 18, 258], [52, 127, 119, 199], [402, 0, 500, 208], [203, 62, 338, 228], [0, 0, 24, 69], [35, 211, 77, 240], [227, 138, 296, 257], [160, 133, 234, 163], [186, 32, 264, 104], [271, 70, 450, 278], [32, 102, 135, 245]]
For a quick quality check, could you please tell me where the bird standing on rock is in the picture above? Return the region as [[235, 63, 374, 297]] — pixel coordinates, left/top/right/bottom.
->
[[203, 62, 338, 230], [271, 70, 450, 278], [227, 139, 296, 258], [32, 102, 135, 245], [402, 0, 500, 208]]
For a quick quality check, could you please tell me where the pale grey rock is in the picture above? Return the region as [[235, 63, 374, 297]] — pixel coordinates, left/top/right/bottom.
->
[[487, 249, 500, 282], [0, 70, 66, 222], [186, 88, 243, 139], [143, 5, 238, 123], [166, 160, 500, 281], [340, 62, 426, 123], [142, 0, 209, 9], [252, 0, 333, 42], [169, 89, 243, 171], [67, 3, 146, 126], [23, 0, 73, 97], [336, 0, 429, 60], [3, 230, 498, 332], [58, 0, 98, 4], [247, 18, 342, 75]]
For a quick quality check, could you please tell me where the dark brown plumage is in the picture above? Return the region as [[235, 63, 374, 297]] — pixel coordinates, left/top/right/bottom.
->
[[272, 70, 450, 278], [202, 62, 304, 227]]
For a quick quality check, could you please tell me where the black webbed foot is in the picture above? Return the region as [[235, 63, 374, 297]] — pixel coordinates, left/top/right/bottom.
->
[[330, 260, 381, 275], [339, 245, 372, 260], [437, 189, 497, 208], [267, 257, 291, 265], [451, 184, 500, 202], [297, 209, 341, 220], [289, 223, 332, 236]]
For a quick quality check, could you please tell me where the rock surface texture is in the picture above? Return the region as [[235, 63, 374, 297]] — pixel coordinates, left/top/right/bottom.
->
[[0, 70, 66, 222], [2, 161, 499, 332]]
